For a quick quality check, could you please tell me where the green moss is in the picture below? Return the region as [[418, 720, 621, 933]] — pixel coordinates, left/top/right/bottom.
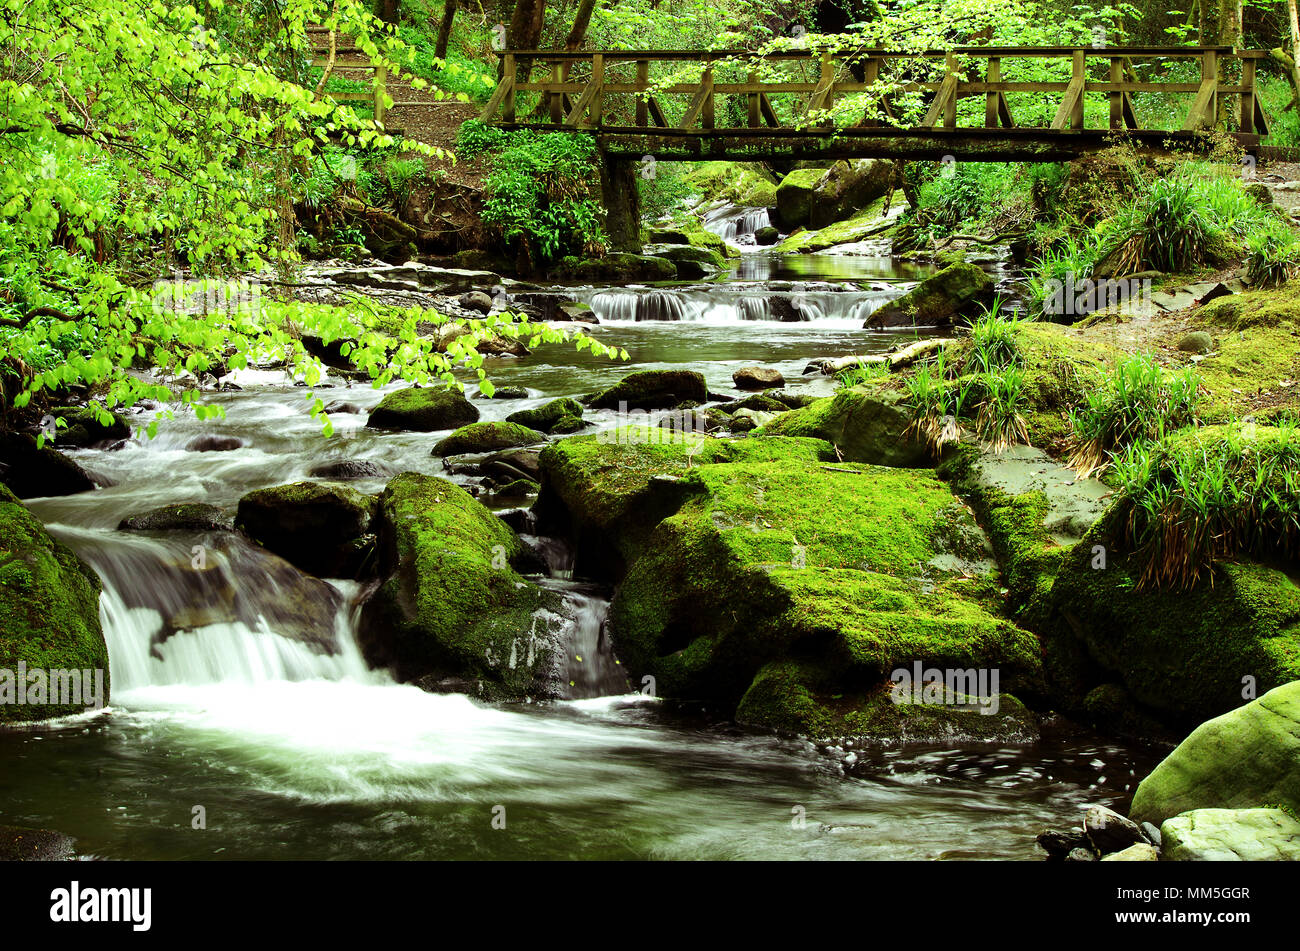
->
[[50, 406, 129, 446], [775, 196, 895, 253], [682, 161, 778, 208], [608, 459, 1040, 717], [505, 397, 584, 433], [432, 421, 545, 456], [0, 484, 108, 722], [585, 369, 708, 410], [367, 385, 480, 432], [761, 382, 930, 467], [358, 473, 559, 698]]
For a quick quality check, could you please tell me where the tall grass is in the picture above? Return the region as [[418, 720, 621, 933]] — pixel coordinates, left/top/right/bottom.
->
[[1245, 221, 1300, 288], [1068, 353, 1202, 478], [1114, 421, 1300, 590]]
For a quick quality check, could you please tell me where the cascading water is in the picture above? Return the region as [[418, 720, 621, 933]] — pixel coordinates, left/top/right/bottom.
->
[[703, 204, 772, 241]]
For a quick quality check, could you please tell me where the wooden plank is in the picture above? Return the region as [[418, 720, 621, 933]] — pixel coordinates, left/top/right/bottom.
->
[[1109, 56, 1123, 129], [479, 74, 514, 122], [759, 92, 780, 128], [591, 53, 604, 127], [986, 57, 1000, 128], [1240, 57, 1255, 134], [944, 51, 958, 129], [647, 95, 669, 128], [747, 69, 760, 128], [1051, 54, 1086, 132], [922, 71, 958, 128], [1182, 50, 1218, 131], [636, 60, 649, 127], [550, 61, 564, 124], [502, 54, 515, 123]]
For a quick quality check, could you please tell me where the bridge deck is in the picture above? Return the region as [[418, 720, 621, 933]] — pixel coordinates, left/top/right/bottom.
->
[[481, 45, 1270, 161]]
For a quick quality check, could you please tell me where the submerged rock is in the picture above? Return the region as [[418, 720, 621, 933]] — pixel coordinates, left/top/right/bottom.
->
[[0, 433, 97, 498], [357, 473, 564, 698], [236, 482, 376, 578], [365, 386, 479, 432], [185, 434, 244, 452], [49, 406, 131, 448], [0, 825, 77, 861], [432, 421, 545, 456], [1129, 681, 1300, 826], [0, 484, 109, 723], [308, 460, 393, 481], [119, 502, 233, 533], [506, 398, 586, 434]]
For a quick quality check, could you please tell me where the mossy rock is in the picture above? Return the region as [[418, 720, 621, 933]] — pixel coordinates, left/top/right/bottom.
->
[[761, 383, 930, 467], [119, 502, 233, 533], [1191, 289, 1300, 422], [775, 195, 900, 253], [736, 659, 1038, 745], [366, 386, 480, 432], [807, 159, 895, 230], [506, 398, 585, 434], [0, 433, 96, 499], [432, 421, 545, 456], [0, 484, 108, 722], [1041, 504, 1300, 726], [50, 406, 130, 448], [685, 229, 738, 259], [534, 429, 835, 577], [649, 244, 725, 278], [774, 167, 825, 230], [1160, 808, 1300, 861], [357, 473, 564, 698], [1129, 682, 1300, 826], [585, 369, 708, 410], [681, 161, 779, 208], [606, 457, 1041, 732], [236, 482, 376, 578], [565, 253, 677, 282], [865, 262, 994, 328]]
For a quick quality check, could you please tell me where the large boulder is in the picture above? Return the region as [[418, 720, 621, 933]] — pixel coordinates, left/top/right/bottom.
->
[[732, 366, 785, 390], [564, 253, 676, 282], [0, 484, 108, 723], [432, 421, 544, 456], [506, 398, 585, 435], [649, 244, 726, 279], [1160, 808, 1300, 861], [585, 369, 708, 410], [119, 502, 233, 533], [761, 384, 931, 467], [808, 159, 894, 230], [866, 263, 995, 328], [774, 168, 825, 231], [357, 473, 564, 697], [49, 406, 130, 448], [1129, 682, 1300, 826], [605, 446, 1041, 743], [236, 482, 376, 578], [0, 433, 96, 498], [366, 386, 480, 432]]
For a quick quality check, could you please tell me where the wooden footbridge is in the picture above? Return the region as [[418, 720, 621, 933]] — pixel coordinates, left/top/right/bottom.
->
[[478, 46, 1272, 161]]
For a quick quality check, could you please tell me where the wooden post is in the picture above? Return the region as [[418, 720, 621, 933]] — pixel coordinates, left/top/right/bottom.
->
[[373, 63, 387, 126], [821, 49, 835, 116], [1108, 56, 1122, 129], [747, 69, 760, 128], [502, 53, 515, 122], [591, 53, 604, 127], [636, 60, 649, 127], [944, 51, 958, 129], [550, 60, 563, 124], [862, 56, 879, 127], [702, 63, 714, 130], [986, 56, 1000, 128], [1241, 55, 1256, 134], [1071, 49, 1085, 129]]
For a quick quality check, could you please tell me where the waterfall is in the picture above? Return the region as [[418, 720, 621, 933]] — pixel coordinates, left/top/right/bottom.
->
[[703, 205, 772, 240], [584, 285, 906, 326], [550, 586, 628, 699]]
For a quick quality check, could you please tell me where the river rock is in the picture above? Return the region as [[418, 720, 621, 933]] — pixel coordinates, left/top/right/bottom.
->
[[1036, 827, 1090, 860], [649, 244, 725, 279], [0, 433, 96, 498], [1177, 330, 1213, 354], [236, 482, 376, 578], [865, 262, 995, 328], [761, 384, 930, 467], [1101, 843, 1159, 861], [432, 421, 545, 456], [0, 484, 109, 723], [308, 460, 393, 480], [774, 168, 824, 231], [1129, 681, 1300, 825], [753, 226, 780, 245], [119, 503, 233, 533], [323, 401, 364, 415], [506, 398, 585, 434], [1084, 804, 1145, 854], [49, 406, 130, 448], [478, 385, 529, 399], [808, 159, 894, 230], [366, 386, 480, 431], [1065, 847, 1096, 861], [458, 290, 494, 314], [586, 369, 708, 410], [1161, 808, 1300, 861], [565, 253, 676, 282], [185, 434, 244, 452], [0, 825, 77, 861], [480, 447, 544, 484], [732, 366, 786, 390], [357, 473, 565, 698]]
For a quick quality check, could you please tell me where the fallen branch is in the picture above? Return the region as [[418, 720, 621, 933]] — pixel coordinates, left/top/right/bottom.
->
[[805, 337, 955, 375], [932, 229, 1027, 250]]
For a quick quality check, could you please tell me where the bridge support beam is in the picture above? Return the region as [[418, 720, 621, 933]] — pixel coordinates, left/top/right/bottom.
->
[[600, 152, 641, 253]]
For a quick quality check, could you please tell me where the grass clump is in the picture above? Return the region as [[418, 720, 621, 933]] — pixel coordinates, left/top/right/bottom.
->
[[1113, 422, 1300, 591], [1067, 354, 1202, 478], [1245, 221, 1300, 288]]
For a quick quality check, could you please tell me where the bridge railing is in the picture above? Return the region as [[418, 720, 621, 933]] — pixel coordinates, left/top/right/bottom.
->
[[480, 46, 1270, 142]]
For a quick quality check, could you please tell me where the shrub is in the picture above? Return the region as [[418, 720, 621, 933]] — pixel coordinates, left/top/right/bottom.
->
[[1245, 221, 1300, 288]]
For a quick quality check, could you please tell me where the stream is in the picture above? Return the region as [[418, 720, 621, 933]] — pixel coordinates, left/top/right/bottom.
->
[[0, 247, 1160, 860]]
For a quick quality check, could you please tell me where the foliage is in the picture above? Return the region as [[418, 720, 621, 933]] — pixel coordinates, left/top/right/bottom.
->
[[1245, 220, 1300, 287], [1114, 422, 1300, 591], [1068, 354, 1202, 478]]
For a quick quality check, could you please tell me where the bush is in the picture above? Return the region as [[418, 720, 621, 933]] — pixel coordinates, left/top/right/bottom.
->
[[1245, 221, 1300, 288], [1068, 353, 1201, 478]]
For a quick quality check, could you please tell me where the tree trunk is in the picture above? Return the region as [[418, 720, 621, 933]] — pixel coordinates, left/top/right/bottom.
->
[[1288, 0, 1300, 105], [600, 155, 641, 252], [564, 0, 598, 50], [435, 0, 458, 58]]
